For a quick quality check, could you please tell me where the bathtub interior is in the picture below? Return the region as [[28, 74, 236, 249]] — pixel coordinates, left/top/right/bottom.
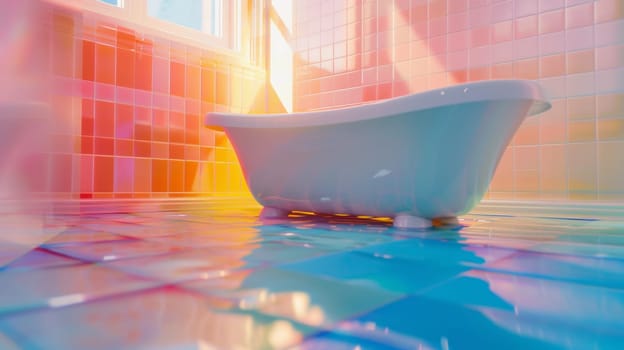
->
[[0, 198, 622, 349]]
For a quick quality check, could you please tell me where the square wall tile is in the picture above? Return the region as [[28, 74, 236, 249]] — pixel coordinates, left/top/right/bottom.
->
[[598, 119, 624, 141], [565, 2, 594, 29], [596, 45, 624, 71], [568, 120, 596, 142], [490, 148, 514, 192], [595, 68, 624, 94], [95, 43, 115, 85], [567, 49, 595, 75], [515, 15, 538, 39], [515, 146, 539, 171], [114, 157, 134, 193], [566, 72, 595, 98], [492, 21, 512, 43], [515, 169, 539, 192], [513, 118, 540, 145], [94, 156, 114, 193], [82, 40, 95, 81], [540, 144, 567, 193], [539, 9, 564, 34], [514, 58, 539, 79], [116, 48, 135, 88], [567, 96, 596, 120], [515, 0, 538, 17], [598, 141, 624, 195], [567, 143, 597, 197], [94, 101, 114, 138], [152, 159, 168, 192], [134, 158, 152, 193], [566, 26, 594, 52], [540, 53, 566, 78], [595, 0, 624, 23]]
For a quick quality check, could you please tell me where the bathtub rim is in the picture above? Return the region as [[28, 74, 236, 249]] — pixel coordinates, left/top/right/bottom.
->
[[205, 79, 551, 130]]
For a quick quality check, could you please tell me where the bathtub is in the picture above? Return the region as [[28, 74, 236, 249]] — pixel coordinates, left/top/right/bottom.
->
[[205, 80, 551, 228]]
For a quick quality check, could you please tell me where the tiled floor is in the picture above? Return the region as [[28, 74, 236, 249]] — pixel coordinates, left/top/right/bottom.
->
[[1, 199, 623, 349]]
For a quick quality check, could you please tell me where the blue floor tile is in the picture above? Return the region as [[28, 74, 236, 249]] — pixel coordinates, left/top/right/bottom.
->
[[2, 249, 77, 271], [0, 287, 317, 350], [281, 250, 470, 293], [484, 251, 624, 289], [44, 239, 187, 263], [182, 267, 403, 327], [296, 331, 396, 350], [104, 246, 262, 282], [0, 264, 159, 315], [420, 269, 624, 334], [352, 295, 624, 350], [355, 238, 518, 267]]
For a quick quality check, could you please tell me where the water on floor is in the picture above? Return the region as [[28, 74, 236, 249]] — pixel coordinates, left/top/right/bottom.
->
[[0, 199, 623, 349]]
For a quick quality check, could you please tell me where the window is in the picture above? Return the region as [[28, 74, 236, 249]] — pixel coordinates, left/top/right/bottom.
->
[[147, 0, 223, 37], [55, 0, 245, 52], [97, 0, 121, 6]]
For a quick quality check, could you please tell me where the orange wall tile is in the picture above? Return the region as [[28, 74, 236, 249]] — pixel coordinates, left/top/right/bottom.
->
[[95, 43, 115, 85], [37, 3, 264, 199], [94, 156, 114, 192]]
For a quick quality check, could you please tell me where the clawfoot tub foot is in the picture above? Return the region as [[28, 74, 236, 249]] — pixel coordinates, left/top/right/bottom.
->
[[393, 213, 432, 229], [433, 216, 460, 227], [260, 207, 290, 219]]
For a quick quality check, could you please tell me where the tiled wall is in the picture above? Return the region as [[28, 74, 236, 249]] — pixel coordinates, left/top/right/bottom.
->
[[292, 0, 624, 201], [37, 2, 270, 199]]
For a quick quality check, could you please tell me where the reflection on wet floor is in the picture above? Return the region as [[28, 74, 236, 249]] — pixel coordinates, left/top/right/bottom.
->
[[0, 199, 623, 349]]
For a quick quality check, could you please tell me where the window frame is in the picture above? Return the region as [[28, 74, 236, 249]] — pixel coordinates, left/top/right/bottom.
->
[[46, 0, 245, 55]]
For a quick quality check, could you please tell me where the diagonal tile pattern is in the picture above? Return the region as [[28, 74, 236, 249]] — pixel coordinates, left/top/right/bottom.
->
[[0, 199, 623, 349]]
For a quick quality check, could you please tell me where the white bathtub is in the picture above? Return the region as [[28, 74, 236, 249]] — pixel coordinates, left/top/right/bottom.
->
[[205, 80, 551, 228]]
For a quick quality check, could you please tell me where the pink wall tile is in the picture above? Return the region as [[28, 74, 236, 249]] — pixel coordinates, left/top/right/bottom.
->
[[492, 1, 514, 22], [515, 0, 538, 17], [540, 0, 565, 12], [114, 157, 134, 193], [515, 15, 538, 39], [595, 68, 624, 94], [540, 53, 566, 78], [566, 2, 594, 29], [539, 9, 564, 34], [539, 31, 565, 55], [565, 26, 594, 52], [596, 45, 624, 71], [291, 0, 624, 202], [595, 0, 624, 23]]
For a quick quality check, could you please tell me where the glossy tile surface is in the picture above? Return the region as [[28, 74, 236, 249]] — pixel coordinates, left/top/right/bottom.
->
[[1, 199, 623, 349]]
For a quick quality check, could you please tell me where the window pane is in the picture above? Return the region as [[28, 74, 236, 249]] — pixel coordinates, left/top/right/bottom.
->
[[148, 0, 205, 32], [98, 0, 121, 6], [210, 0, 222, 37]]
